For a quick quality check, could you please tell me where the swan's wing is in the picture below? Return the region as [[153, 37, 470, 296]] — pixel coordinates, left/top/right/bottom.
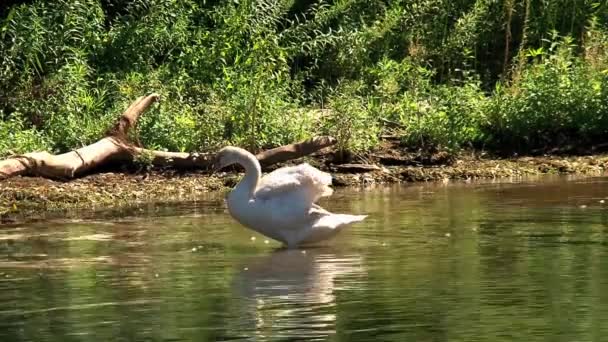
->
[[255, 163, 333, 204]]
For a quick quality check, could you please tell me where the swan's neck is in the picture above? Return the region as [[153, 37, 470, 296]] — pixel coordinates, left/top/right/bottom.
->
[[234, 151, 261, 199]]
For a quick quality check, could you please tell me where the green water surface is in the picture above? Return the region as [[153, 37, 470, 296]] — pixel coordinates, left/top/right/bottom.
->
[[1, 177, 608, 341]]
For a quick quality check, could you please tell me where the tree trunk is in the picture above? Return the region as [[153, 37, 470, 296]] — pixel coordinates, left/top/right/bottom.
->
[[0, 94, 336, 180], [502, 0, 515, 80]]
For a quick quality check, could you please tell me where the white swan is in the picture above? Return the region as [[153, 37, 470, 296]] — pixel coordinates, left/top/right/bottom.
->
[[212, 146, 367, 248]]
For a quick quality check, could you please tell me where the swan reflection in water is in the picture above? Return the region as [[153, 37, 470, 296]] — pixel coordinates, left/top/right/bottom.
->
[[232, 247, 364, 339]]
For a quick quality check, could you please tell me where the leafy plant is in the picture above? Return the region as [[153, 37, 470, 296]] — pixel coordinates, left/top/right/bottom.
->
[[322, 81, 378, 159], [484, 33, 608, 152], [133, 148, 155, 173], [0, 115, 51, 157]]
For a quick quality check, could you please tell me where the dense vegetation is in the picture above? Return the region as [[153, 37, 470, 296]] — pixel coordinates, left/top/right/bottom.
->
[[0, 0, 607, 159]]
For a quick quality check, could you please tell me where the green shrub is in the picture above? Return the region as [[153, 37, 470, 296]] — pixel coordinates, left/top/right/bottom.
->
[[10, 58, 114, 152], [398, 83, 487, 150], [484, 35, 608, 152], [0, 115, 51, 157], [321, 81, 379, 156], [113, 68, 218, 152], [365, 57, 486, 151]]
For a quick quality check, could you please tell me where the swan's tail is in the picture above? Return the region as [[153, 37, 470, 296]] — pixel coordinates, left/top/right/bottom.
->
[[331, 214, 367, 225], [312, 213, 367, 231], [299, 213, 366, 246]]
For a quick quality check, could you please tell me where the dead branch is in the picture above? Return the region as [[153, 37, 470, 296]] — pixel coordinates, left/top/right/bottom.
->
[[135, 134, 337, 170], [107, 93, 160, 144], [256, 136, 336, 167], [133, 148, 213, 169]]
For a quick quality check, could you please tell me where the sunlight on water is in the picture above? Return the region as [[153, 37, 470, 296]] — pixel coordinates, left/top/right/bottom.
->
[[2, 176, 608, 341]]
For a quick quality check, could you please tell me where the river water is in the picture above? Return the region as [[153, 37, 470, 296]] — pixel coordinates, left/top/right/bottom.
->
[[1, 176, 608, 341]]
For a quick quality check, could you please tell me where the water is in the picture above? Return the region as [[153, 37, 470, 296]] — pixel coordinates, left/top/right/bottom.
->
[[2, 176, 608, 341]]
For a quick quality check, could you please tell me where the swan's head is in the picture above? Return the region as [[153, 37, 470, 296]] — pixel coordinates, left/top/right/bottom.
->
[[211, 146, 249, 172]]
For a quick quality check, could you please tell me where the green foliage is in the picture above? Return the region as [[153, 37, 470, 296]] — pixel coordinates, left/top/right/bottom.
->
[[18, 58, 114, 152], [0, 0, 607, 158], [322, 81, 379, 155], [0, 0, 104, 84], [133, 148, 155, 172], [364, 57, 485, 151], [0, 115, 51, 157], [484, 33, 608, 152], [398, 83, 487, 151]]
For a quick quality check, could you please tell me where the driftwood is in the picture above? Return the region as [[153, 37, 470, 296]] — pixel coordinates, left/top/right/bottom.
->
[[0, 93, 161, 180], [256, 136, 336, 167], [0, 93, 336, 181]]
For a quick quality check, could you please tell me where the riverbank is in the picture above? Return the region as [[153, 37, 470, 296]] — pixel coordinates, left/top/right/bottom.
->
[[2, 144, 608, 224]]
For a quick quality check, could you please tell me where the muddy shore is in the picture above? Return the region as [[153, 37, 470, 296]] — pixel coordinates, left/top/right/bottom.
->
[[2, 148, 608, 223]]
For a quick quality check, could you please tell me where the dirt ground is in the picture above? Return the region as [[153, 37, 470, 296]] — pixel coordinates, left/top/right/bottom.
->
[[3, 141, 608, 223]]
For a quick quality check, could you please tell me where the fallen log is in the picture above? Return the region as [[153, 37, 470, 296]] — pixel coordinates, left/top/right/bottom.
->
[[136, 135, 337, 171], [0, 93, 160, 180], [0, 139, 130, 180], [0, 93, 337, 180], [256, 136, 336, 167]]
